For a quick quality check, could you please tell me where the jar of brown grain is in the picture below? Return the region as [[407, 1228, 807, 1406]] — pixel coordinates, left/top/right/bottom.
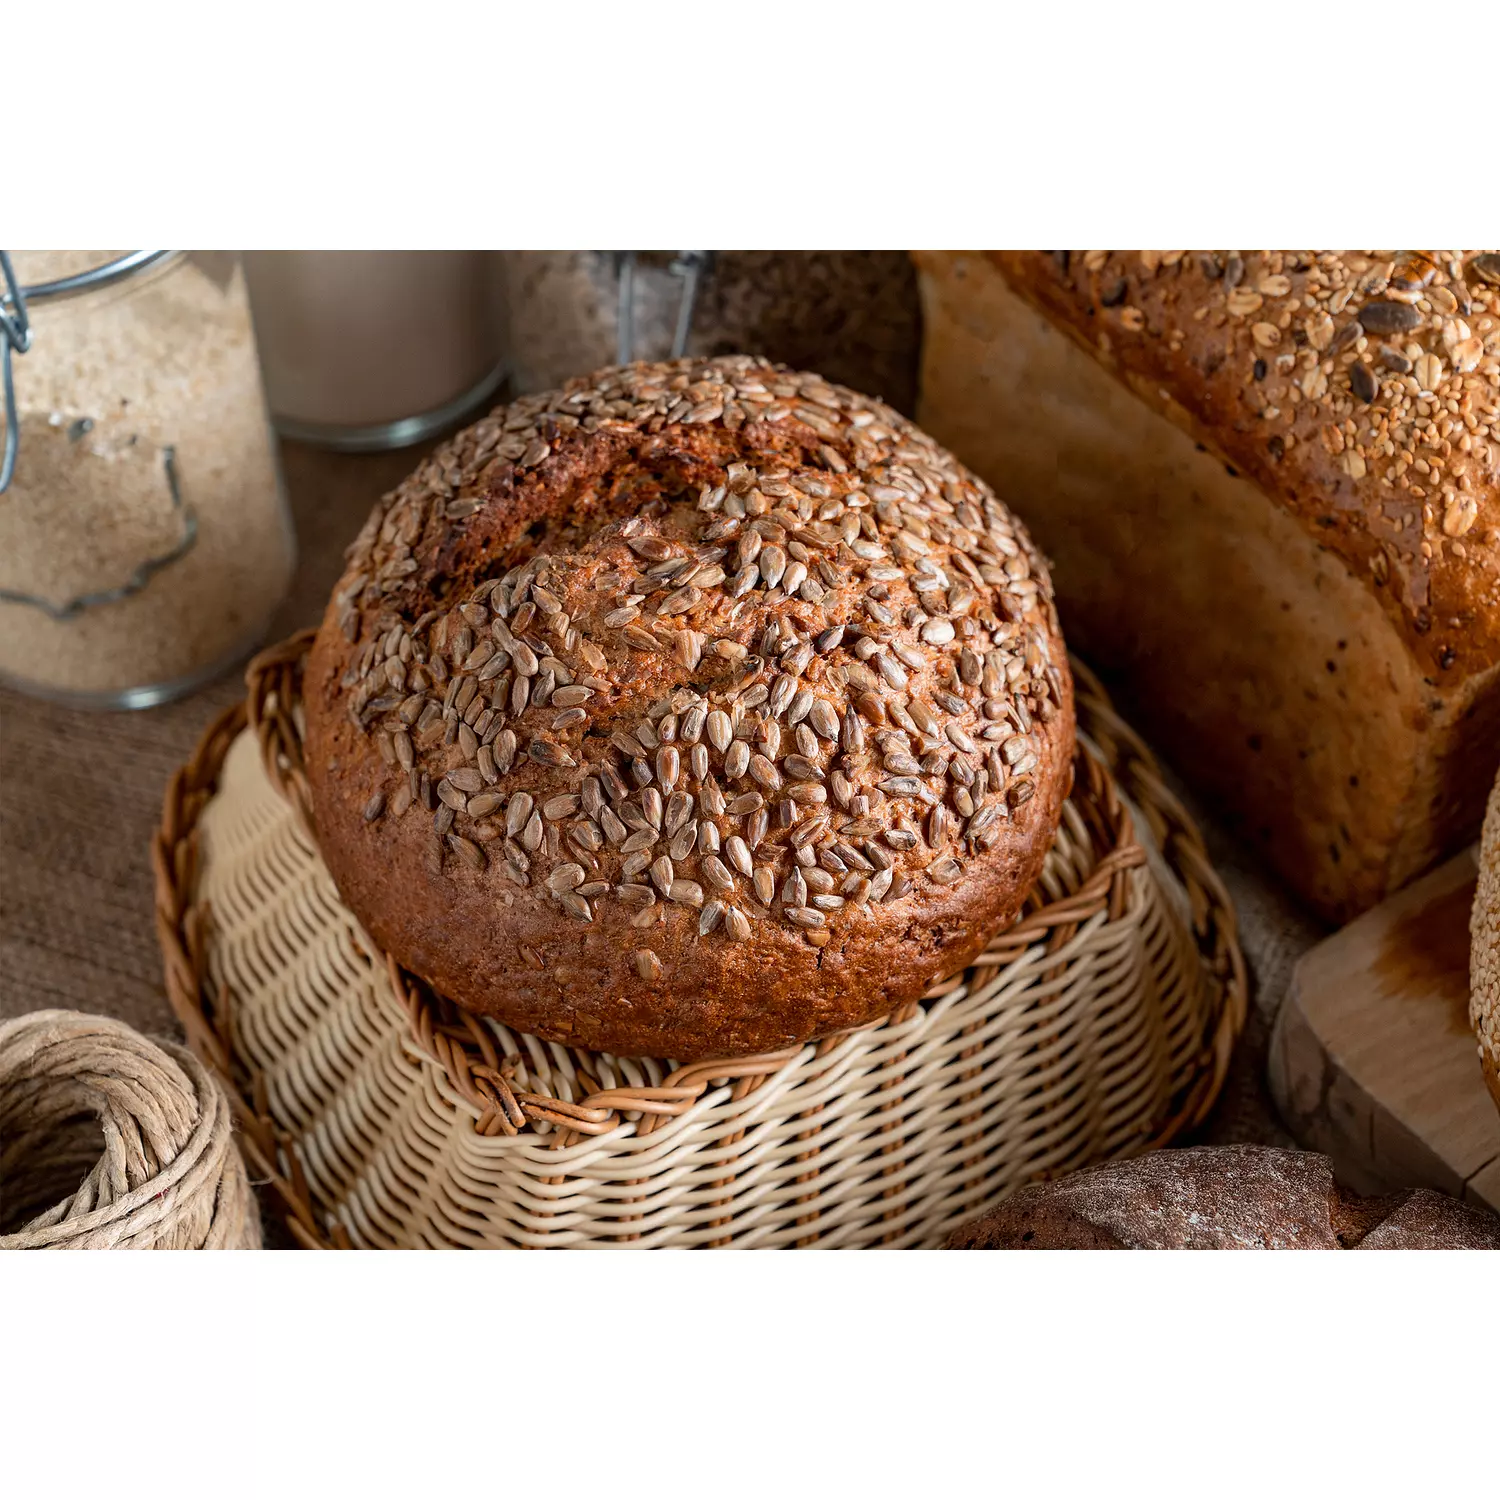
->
[[0, 251, 295, 709], [501, 251, 922, 414]]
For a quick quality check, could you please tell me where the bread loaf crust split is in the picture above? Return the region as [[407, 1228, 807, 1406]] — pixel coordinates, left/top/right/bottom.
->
[[304, 356, 1072, 1060]]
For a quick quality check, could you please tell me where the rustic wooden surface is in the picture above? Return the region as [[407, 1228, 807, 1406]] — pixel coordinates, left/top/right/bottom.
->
[[1268, 846, 1500, 1212]]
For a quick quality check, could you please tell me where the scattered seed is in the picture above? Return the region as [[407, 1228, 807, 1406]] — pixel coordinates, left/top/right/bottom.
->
[[505, 792, 533, 837], [706, 709, 733, 752], [448, 834, 485, 871], [807, 698, 839, 740], [928, 805, 950, 845], [558, 891, 593, 922], [749, 753, 782, 791], [529, 738, 575, 768], [656, 746, 680, 790], [546, 864, 585, 893], [1356, 300, 1421, 335]]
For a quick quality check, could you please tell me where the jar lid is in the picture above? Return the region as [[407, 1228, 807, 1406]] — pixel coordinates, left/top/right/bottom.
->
[[0, 250, 198, 607], [1, 251, 181, 491], [15, 250, 179, 303]]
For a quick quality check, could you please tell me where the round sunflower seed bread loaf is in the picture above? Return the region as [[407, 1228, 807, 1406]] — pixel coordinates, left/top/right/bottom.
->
[[945, 1146, 1500, 1249], [303, 355, 1073, 1060]]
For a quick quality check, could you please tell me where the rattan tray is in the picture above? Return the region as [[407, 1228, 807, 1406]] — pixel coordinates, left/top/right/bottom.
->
[[153, 633, 1245, 1247]]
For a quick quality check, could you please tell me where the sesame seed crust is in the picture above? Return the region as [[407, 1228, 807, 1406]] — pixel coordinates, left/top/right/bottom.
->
[[993, 251, 1500, 681], [303, 355, 1072, 1060]]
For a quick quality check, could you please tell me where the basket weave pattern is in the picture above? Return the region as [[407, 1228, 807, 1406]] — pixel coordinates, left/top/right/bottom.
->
[[153, 634, 1245, 1248]]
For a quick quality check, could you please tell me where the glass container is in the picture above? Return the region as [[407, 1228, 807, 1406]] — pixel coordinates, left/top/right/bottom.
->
[[0, 250, 296, 709], [242, 251, 509, 451]]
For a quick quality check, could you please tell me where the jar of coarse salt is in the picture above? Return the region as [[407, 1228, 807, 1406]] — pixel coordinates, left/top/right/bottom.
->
[[0, 251, 295, 709]]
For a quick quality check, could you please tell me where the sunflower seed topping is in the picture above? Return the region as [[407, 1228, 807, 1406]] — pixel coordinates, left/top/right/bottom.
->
[[337, 352, 1063, 954], [784, 906, 825, 929], [505, 792, 534, 837]]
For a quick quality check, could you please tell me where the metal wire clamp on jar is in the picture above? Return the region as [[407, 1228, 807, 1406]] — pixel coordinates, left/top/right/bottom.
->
[[0, 251, 295, 710], [502, 250, 922, 413]]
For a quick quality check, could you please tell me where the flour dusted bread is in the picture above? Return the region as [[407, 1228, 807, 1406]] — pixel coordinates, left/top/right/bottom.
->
[[916, 251, 1500, 923], [946, 1146, 1500, 1249], [303, 356, 1072, 1059]]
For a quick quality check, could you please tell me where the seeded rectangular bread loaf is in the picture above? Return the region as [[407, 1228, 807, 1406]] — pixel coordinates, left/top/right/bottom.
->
[[914, 250, 1500, 922]]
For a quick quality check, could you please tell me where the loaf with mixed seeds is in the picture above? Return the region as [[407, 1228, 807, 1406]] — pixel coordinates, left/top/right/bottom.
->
[[916, 250, 1500, 922], [302, 355, 1073, 1060]]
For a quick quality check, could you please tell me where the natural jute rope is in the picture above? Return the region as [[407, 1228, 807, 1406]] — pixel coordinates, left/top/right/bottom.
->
[[0, 1010, 261, 1249]]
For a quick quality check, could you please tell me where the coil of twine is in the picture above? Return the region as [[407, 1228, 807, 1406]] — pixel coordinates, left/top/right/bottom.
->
[[0, 1010, 261, 1249]]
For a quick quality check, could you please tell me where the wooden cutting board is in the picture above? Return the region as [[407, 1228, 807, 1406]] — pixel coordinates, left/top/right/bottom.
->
[[1268, 846, 1500, 1214]]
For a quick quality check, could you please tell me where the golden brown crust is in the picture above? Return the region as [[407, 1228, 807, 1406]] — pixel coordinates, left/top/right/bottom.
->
[[303, 355, 1072, 1060], [992, 251, 1500, 683]]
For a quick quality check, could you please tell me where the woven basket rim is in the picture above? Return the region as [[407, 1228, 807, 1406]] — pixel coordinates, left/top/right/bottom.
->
[[152, 630, 1248, 1248]]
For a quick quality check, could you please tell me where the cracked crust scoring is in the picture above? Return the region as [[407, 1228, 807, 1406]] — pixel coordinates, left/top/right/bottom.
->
[[303, 355, 1073, 1059]]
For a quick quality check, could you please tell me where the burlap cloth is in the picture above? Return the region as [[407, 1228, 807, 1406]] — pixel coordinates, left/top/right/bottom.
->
[[0, 437, 1312, 1167]]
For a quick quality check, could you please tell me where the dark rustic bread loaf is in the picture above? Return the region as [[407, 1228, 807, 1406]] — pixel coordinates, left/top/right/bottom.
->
[[916, 250, 1500, 923], [303, 355, 1073, 1060], [946, 1145, 1500, 1249]]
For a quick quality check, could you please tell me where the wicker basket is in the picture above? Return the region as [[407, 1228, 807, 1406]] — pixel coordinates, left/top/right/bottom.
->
[[153, 632, 1245, 1248]]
